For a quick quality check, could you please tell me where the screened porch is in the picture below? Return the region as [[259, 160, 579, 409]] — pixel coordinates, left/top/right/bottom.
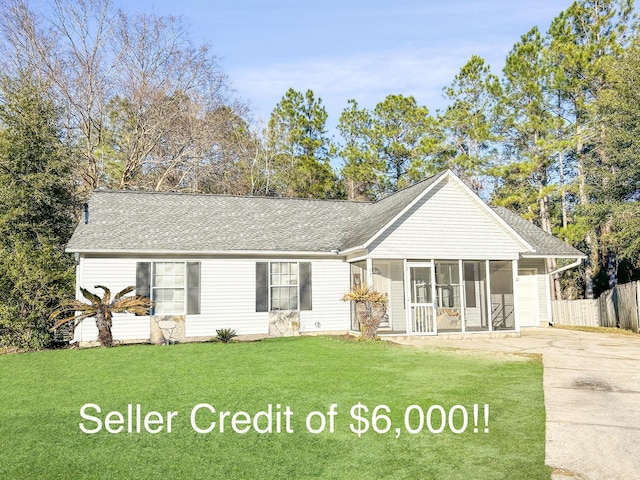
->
[[349, 259, 516, 335]]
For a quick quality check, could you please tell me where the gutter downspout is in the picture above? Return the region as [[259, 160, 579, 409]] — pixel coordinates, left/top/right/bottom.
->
[[547, 258, 583, 326], [548, 258, 583, 276]]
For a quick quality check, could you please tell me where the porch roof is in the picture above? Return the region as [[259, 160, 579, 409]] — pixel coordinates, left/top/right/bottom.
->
[[492, 207, 585, 258]]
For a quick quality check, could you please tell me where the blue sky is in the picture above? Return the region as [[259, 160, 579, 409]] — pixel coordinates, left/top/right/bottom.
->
[[115, 0, 573, 127]]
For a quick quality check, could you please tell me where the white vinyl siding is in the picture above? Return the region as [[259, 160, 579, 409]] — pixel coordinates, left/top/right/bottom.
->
[[74, 257, 149, 342], [388, 261, 406, 331], [75, 256, 351, 342], [369, 178, 527, 260], [297, 259, 351, 332], [187, 259, 265, 336], [185, 258, 351, 336]]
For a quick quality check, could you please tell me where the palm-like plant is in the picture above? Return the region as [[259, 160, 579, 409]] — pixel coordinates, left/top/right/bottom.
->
[[50, 285, 152, 347], [342, 286, 388, 339]]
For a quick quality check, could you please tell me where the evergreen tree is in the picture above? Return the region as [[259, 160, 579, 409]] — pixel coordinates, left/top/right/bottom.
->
[[267, 88, 339, 198], [593, 42, 640, 279], [0, 74, 77, 350], [440, 55, 501, 195], [370, 94, 437, 192], [337, 94, 437, 197], [547, 0, 638, 296], [337, 99, 384, 200], [492, 27, 566, 299]]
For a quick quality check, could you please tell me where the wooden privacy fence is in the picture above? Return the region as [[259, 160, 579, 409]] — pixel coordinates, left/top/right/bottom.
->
[[552, 299, 599, 327], [551, 280, 640, 333]]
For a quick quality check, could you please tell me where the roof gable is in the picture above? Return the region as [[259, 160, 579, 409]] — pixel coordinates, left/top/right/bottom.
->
[[366, 173, 533, 260], [340, 171, 447, 250]]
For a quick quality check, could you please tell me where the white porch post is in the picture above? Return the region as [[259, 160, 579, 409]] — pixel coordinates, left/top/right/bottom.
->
[[75, 255, 84, 342], [486, 260, 492, 332], [459, 259, 466, 333], [512, 259, 519, 332], [404, 259, 410, 334], [545, 272, 553, 326], [366, 257, 373, 287]]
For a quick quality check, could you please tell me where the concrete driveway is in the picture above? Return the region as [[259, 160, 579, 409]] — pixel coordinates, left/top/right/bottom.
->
[[391, 328, 640, 479]]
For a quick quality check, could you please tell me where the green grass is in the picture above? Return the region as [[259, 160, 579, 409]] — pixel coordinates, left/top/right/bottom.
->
[[0, 337, 549, 479]]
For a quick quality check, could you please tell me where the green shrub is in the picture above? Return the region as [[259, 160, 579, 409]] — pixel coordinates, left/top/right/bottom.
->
[[215, 328, 238, 343], [0, 325, 51, 352]]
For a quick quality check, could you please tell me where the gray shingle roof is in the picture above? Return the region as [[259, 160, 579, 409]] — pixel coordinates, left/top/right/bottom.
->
[[68, 191, 369, 253], [492, 207, 585, 258], [66, 171, 584, 258]]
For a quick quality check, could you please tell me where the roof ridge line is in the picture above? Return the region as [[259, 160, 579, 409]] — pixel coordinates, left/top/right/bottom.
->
[[91, 189, 375, 205]]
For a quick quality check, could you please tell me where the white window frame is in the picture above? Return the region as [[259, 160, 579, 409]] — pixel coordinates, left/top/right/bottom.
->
[[269, 261, 300, 311], [435, 261, 461, 309], [152, 262, 187, 315]]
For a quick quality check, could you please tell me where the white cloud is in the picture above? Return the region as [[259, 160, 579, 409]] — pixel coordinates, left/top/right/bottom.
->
[[231, 42, 508, 126]]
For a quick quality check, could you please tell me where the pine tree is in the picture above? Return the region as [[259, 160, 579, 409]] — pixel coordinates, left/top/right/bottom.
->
[[493, 27, 566, 299], [547, 0, 638, 296], [267, 88, 339, 198], [337, 99, 384, 200], [440, 56, 501, 195]]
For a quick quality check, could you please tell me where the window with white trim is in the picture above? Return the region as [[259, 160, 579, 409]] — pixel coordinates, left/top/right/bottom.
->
[[435, 261, 461, 308], [256, 261, 312, 312], [270, 262, 298, 310], [136, 261, 200, 315], [153, 262, 185, 315]]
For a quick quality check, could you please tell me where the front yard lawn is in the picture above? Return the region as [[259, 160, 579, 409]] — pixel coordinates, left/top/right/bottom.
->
[[0, 336, 549, 479]]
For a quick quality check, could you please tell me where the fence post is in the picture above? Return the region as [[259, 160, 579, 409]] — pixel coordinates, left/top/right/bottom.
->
[[636, 281, 640, 333]]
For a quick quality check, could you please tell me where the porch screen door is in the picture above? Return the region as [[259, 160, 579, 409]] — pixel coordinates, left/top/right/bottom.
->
[[406, 263, 436, 334]]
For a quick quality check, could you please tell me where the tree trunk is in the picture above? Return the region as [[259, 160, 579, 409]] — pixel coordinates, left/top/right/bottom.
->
[[576, 124, 595, 299], [558, 149, 568, 229], [95, 312, 114, 347], [355, 301, 386, 339], [538, 187, 562, 300]]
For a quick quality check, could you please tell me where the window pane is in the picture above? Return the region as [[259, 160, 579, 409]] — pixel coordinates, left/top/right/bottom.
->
[[271, 287, 282, 310], [450, 264, 460, 284], [271, 286, 299, 310], [288, 287, 298, 310], [154, 275, 165, 288]]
